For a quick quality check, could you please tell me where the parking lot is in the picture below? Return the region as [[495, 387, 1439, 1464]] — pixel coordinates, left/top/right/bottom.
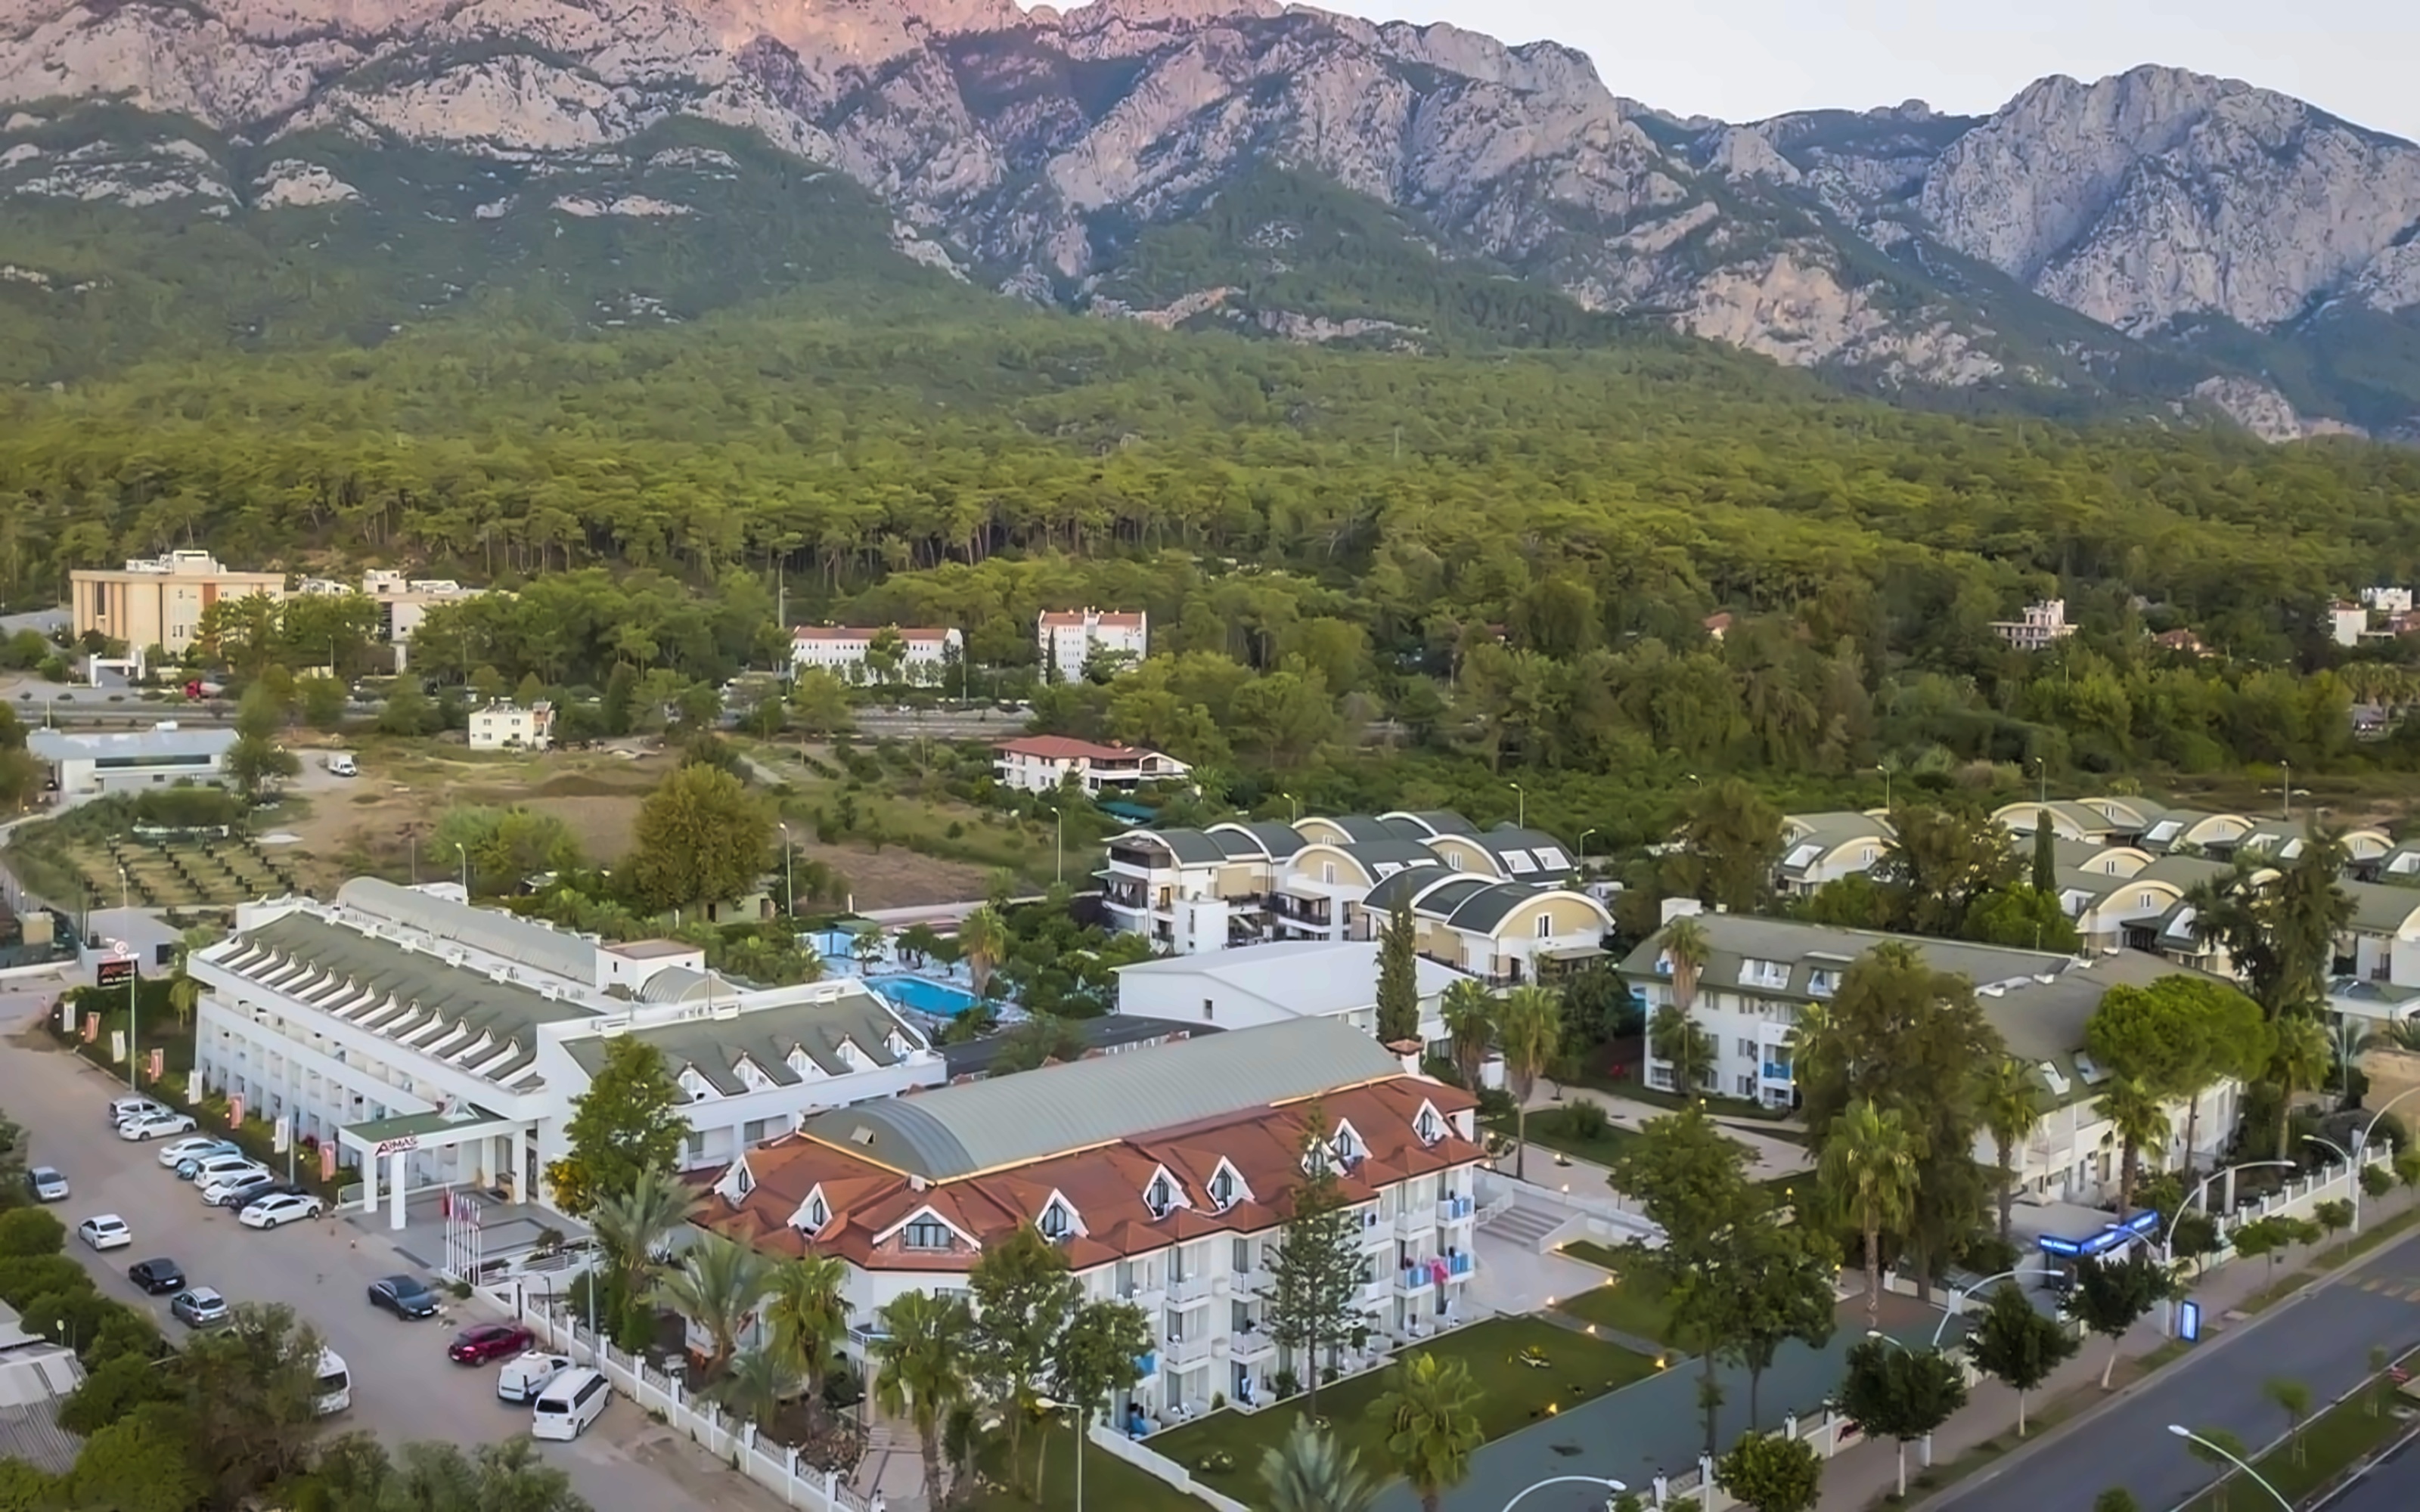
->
[[0, 983, 783, 1512]]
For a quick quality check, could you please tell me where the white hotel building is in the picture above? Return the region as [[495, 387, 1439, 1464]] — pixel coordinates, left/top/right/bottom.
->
[[189, 879, 945, 1227]]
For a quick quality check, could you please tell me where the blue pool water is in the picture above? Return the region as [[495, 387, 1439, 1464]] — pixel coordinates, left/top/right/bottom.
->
[[864, 974, 981, 1017]]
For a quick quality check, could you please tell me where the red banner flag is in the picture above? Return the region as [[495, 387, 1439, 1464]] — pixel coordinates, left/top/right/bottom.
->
[[321, 1142, 338, 1183], [227, 1094, 244, 1127], [81, 1013, 98, 1043], [147, 1048, 164, 1083]]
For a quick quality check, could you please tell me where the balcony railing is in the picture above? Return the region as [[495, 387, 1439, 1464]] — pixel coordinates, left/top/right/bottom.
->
[[1163, 1331, 1213, 1366], [1118, 1277, 1165, 1306], [1168, 1271, 1213, 1305], [1447, 1252, 1474, 1279], [1228, 1326, 1277, 1362], [1394, 1208, 1431, 1240], [1761, 1061, 1793, 1082], [1437, 1195, 1475, 1224], [1394, 1262, 1435, 1296]]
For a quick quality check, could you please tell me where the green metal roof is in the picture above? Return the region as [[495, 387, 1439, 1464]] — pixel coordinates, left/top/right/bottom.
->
[[799, 1017, 1402, 1180], [566, 986, 922, 1097]]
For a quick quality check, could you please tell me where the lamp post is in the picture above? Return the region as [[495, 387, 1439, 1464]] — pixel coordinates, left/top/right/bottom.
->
[[1876, 763, 1891, 812], [1510, 782, 1525, 830], [1053, 805, 1064, 886], [1577, 827, 1599, 875], [117, 864, 135, 1092], [2163, 1158, 2296, 1336], [777, 821, 793, 916], [2166, 1424, 2291, 1510], [455, 841, 470, 900], [1927, 1267, 2068, 1348], [1500, 1474, 1628, 1511], [2305, 1133, 2360, 1232], [2280, 761, 2291, 820], [1282, 792, 1300, 823]]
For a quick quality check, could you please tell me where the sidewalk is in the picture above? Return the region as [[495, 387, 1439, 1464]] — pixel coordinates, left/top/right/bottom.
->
[[1813, 1182, 2420, 1510], [1522, 1085, 1814, 1183]]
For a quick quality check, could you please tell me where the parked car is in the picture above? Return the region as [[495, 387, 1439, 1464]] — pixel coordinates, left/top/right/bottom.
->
[[107, 1097, 169, 1126], [184, 1152, 258, 1185], [447, 1323, 534, 1365], [119, 1111, 198, 1142], [158, 1136, 236, 1170], [127, 1257, 186, 1295], [239, 1192, 324, 1229], [496, 1350, 576, 1404], [202, 1170, 277, 1208], [76, 1214, 131, 1251], [170, 1287, 229, 1328], [367, 1275, 439, 1320], [24, 1167, 68, 1203]]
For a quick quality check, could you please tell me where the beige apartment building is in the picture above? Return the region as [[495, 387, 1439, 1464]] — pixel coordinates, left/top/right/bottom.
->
[[70, 552, 285, 653]]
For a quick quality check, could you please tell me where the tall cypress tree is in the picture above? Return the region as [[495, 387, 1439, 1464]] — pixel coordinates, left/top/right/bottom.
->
[[1375, 900, 1420, 1043], [2031, 814, 2056, 894]]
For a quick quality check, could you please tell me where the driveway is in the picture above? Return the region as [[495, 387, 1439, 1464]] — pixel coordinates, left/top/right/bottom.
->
[[0, 983, 777, 1512], [1935, 1226, 2420, 1512]]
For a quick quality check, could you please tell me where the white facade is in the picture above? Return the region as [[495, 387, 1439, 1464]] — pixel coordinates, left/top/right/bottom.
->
[[790, 626, 960, 682], [1038, 609, 1147, 683], [25, 725, 236, 796], [468, 701, 554, 751], [189, 880, 944, 1228], [993, 736, 1190, 795], [2363, 587, 2415, 615], [1991, 599, 2077, 651], [1114, 940, 1466, 1043], [2328, 603, 2369, 647]]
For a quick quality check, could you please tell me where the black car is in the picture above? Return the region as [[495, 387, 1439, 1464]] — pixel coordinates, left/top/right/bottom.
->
[[128, 1257, 185, 1295], [367, 1275, 439, 1319]]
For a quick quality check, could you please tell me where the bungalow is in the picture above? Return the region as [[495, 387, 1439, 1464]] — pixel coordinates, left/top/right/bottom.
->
[[1773, 811, 1895, 895], [991, 735, 1190, 797]]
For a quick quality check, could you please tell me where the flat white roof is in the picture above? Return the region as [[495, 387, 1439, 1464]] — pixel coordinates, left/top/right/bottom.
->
[[1115, 940, 1466, 1019], [26, 727, 237, 761]]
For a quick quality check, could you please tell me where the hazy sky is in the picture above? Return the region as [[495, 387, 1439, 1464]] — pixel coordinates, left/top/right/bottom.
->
[[1308, 0, 2420, 141]]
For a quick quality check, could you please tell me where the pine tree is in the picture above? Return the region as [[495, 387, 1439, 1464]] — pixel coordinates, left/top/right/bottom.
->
[[1261, 1101, 1368, 1415], [1376, 901, 1420, 1044]]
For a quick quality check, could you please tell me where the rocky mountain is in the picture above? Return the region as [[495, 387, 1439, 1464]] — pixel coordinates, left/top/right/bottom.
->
[[2, 0, 2417, 436]]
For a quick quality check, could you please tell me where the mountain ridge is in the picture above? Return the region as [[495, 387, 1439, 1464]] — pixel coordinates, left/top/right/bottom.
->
[[3, 0, 2418, 437]]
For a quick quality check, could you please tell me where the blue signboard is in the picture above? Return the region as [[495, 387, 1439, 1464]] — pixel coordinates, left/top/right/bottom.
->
[[2178, 1300, 2203, 1343]]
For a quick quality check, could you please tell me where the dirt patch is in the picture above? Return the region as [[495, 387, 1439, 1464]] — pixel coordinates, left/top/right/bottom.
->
[[812, 844, 991, 911], [515, 794, 644, 863]]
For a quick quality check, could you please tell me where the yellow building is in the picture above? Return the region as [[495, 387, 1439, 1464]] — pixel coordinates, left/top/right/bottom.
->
[[70, 551, 285, 653]]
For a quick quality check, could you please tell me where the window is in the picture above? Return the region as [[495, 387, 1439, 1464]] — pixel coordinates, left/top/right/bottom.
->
[[1146, 1175, 1174, 1217], [1736, 1037, 1756, 1058], [682, 1129, 706, 1161], [1416, 1108, 1441, 1143], [1734, 1074, 1754, 1097], [733, 1166, 754, 1198], [1322, 863, 1336, 884], [1210, 1167, 1236, 1209], [1535, 914, 1553, 938], [1233, 1238, 1252, 1273], [1040, 1201, 1072, 1240], [803, 1195, 828, 1232], [743, 1118, 771, 1145], [1446, 851, 1463, 870], [902, 1218, 951, 1251], [1202, 997, 1215, 1021]]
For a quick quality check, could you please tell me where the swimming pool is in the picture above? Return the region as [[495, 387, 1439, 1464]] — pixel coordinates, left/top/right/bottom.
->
[[864, 974, 982, 1017]]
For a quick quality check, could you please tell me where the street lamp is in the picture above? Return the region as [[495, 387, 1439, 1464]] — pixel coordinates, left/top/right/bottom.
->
[[2163, 1158, 2297, 1336], [1927, 1267, 2068, 1348], [1577, 827, 1599, 875], [1510, 781, 1525, 830], [2305, 1132, 2366, 1234], [777, 821, 793, 916], [1500, 1474, 1628, 1510], [1876, 763, 1891, 812], [117, 864, 135, 1092], [2166, 1424, 2290, 1510], [455, 841, 470, 900]]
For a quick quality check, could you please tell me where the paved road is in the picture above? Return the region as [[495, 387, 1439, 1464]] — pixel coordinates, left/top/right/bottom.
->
[[2318, 1427, 2420, 1512], [0, 983, 771, 1512], [1937, 1230, 2420, 1512]]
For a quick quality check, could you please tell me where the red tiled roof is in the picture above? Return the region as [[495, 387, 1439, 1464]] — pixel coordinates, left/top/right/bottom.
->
[[1039, 609, 1146, 628], [994, 735, 1151, 762], [698, 1075, 1481, 1275], [791, 625, 954, 643]]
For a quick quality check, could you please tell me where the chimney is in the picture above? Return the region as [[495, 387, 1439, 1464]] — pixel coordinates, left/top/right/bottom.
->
[[1660, 897, 1706, 926]]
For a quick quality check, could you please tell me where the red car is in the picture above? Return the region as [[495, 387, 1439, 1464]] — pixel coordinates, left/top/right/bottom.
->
[[447, 1322, 534, 1365]]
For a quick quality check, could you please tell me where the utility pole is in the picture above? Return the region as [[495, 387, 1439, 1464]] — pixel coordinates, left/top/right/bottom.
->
[[119, 866, 135, 1092]]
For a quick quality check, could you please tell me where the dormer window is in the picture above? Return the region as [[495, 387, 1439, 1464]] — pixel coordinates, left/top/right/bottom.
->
[[1040, 1200, 1072, 1240], [733, 1166, 755, 1198], [678, 1067, 712, 1102], [1210, 1168, 1236, 1209], [786, 1046, 820, 1080], [797, 1192, 828, 1235], [1416, 1107, 1442, 1145], [902, 1217, 950, 1251], [1332, 1121, 1364, 1166], [1146, 1175, 1174, 1218]]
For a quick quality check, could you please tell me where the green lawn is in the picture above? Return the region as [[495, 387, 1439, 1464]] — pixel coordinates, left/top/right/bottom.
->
[[2175, 1367, 2415, 1510], [1491, 1107, 1645, 1168], [965, 1419, 1213, 1512], [1549, 1241, 1679, 1346], [1150, 1316, 1658, 1510]]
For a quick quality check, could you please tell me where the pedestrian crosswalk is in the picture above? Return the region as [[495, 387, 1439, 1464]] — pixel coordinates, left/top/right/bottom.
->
[[2354, 1275, 2420, 1302]]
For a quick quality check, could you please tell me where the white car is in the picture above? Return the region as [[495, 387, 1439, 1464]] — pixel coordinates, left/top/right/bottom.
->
[[157, 1136, 234, 1170], [239, 1192, 324, 1229], [185, 1153, 259, 1187], [107, 1096, 169, 1126], [76, 1214, 132, 1251], [119, 1111, 198, 1142], [200, 1169, 274, 1207]]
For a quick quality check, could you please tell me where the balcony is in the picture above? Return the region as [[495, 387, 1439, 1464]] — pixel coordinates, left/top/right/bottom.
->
[[1134, 1351, 1159, 1379], [1163, 1331, 1213, 1367], [1228, 1326, 1277, 1363], [1118, 1277, 1165, 1309], [1761, 1061, 1793, 1083], [1168, 1271, 1214, 1306], [1393, 1261, 1436, 1297], [1357, 1212, 1393, 1248], [1267, 894, 1332, 926], [1447, 1252, 1474, 1280], [1394, 1208, 1432, 1241], [1437, 1195, 1475, 1225]]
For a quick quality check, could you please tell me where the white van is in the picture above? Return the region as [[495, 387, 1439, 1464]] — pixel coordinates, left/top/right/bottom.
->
[[324, 752, 357, 777], [314, 1348, 351, 1416], [497, 1350, 575, 1405], [530, 1367, 610, 1440], [188, 1153, 259, 1187]]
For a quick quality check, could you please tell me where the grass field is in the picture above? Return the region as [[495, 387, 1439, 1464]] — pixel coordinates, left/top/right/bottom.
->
[[964, 1419, 1212, 1512], [1550, 1241, 1680, 1346], [1150, 1316, 1658, 1511]]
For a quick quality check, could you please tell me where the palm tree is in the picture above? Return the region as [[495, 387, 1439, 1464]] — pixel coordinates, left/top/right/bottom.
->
[[1376, 1352, 1485, 1512], [957, 906, 1010, 998], [707, 1344, 800, 1432], [2379, 1016, 2420, 1054], [650, 1230, 775, 1380], [2095, 1076, 2171, 1215], [1663, 914, 1711, 1017], [1439, 979, 1496, 1089], [762, 1253, 850, 1429], [590, 1167, 706, 1312], [1819, 1098, 1922, 1326], [1493, 984, 1562, 1182], [1981, 1057, 2041, 1244], [1261, 1420, 1377, 1512], [167, 968, 201, 1030], [1648, 1002, 1715, 1094], [872, 1290, 974, 1512], [2269, 1015, 2333, 1158]]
